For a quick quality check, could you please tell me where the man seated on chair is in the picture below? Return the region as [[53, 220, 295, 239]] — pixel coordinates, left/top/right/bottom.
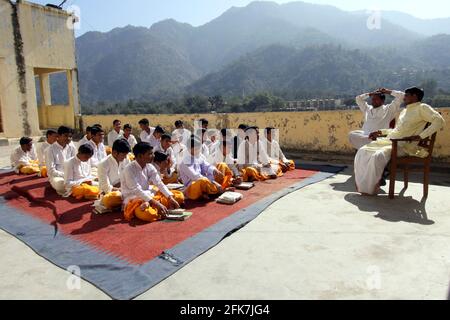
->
[[107, 119, 123, 147], [120, 142, 184, 223], [64, 143, 100, 200], [237, 126, 277, 182], [262, 127, 295, 175], [45, 126, 77, 195], [354, 87, 445, 196], [121, 124, 138, 149], [10, 137, 40, 175], [96, 139, 131, 211], [179, 136, 225, 201], [88, 126, 107, 168], [154, 133, 178, 184], [211, 139, 243, 190], [349, 88, 405, 149], [37, 129, 58, 178]]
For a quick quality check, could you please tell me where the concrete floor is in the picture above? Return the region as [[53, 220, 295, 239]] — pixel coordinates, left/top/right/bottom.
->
[[1, 163, 450, 300]]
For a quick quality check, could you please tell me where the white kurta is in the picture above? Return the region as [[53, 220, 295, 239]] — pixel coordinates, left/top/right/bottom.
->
[[120, 161, 172, 205], [349, 91, 404, 149], [355, 102, 445, 194], [63, 156, 95, 197], [120, 134, 138, 149], [97, 154, 130, 194], [88, 140, 107, 168], [10, 146, 37, 172], [147, 134, 160, 149], [172, 128, 192, 147], [37, 141, 52, 169], [107, 129, 124, 146], [260, 139, 289, 163], [154, 143, 177, 174], [140, 128, 155, 143], [212, 149, 241, 177], [237, 139, 276, 176], [178, 154, 216, 188], [171, 142, 187, 170], [77, 135, 89, 148], [45, 142, 77, 195]]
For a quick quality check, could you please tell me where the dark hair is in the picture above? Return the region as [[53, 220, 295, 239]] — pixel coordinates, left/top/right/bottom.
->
[[91, 126, 104, 136], [189, 136, 202, 149], [154, 126, 165, 134], [113, 119, 121, 126], [20, 137, 32, 146], [133, 142, 153, 157], [123, 124, 132, 130], [139, 118, 150, 126], [175, 120, 183, 128], [221, 128, 228, 137], [112, 139, 131, 154], [46, 129, 57, 138], [58, 126, 73, 135], [78, 143, 94, 156], [245, 126, 259, 132], [405, 87, 425, 102], [93, 124, 102, 129], [238, 124, 248, 131], [161, 133, 171, 141], [265, 127, 275, 134], [373, 93, 386, 101], [199, 118, 208, 126], [153, 151, 168, 163]]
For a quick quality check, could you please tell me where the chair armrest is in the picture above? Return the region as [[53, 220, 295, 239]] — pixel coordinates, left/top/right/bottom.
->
[[390, 137, 421, 142]]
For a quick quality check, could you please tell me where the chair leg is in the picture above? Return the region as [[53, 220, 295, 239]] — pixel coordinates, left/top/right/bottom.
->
[[423, 164, 430, 198], [389, 163, 397, 199], [404, 166, 409, 190]]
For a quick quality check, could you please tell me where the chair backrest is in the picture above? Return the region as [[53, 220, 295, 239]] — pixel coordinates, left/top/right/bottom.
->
[[419, 113, 442, 157]]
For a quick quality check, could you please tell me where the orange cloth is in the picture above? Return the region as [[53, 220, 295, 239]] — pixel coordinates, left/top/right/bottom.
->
[[40, 166, 48, 178], [241, 167, 267, 182], [19, 164, 40, 175], [105, 146, 112, 155], [101, 191, 123, 209], [127, 153, 135, 161], [124, 190, 185, 222], [162, 171, 179, 185], [216, 163, 234, 189], [71, 183, 100, 200], [185, 177, 219, 201]]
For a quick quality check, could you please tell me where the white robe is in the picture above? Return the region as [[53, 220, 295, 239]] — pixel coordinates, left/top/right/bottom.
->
[[97, 154, 130, 194], [355, 102, 445, 194], [10, 146, 37, 173], [107, 129, 124, 146], [45, 142, 77, 195], [63, 156, 96, 197], [349, 91, 404, 149]]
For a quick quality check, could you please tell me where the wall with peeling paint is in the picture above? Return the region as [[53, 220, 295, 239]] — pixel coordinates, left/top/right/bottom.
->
[[0, 0, 78, 139], [82, 108, 450, 162]]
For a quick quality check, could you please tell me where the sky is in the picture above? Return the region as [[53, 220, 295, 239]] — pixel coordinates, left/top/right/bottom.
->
[[32, 0, 450, 36]]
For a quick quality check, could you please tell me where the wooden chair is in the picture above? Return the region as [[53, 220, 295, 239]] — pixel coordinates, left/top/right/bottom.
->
[[388, 123, 438, 199]]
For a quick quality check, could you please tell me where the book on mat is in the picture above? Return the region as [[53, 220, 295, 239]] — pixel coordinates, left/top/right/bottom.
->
[[236, 182, 255, 190], [216, 192, 243, 204], [166, 183, 185, 190], [165, 211, 193, 221]]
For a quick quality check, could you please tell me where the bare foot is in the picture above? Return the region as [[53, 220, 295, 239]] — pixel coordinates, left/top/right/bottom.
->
[[225, 187, 236, 192]]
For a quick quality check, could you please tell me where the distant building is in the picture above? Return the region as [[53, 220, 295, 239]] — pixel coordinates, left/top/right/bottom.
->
[[0, 0, 80, 139]]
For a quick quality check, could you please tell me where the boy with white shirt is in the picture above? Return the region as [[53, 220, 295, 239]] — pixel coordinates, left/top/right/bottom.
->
[[10, 137, 39, 175], [64, 143, 100, 200], [237, 126, 277, 181], [88, 126, 107, 168], [121, 124, 138, 149], [77, 126, 92, 148], [172, 120, 191, 147], [154, 133, 178, 184], [262, 127, 295, 174], [107, 119, 124, 146], [37, 129, 58, 177], [179, 137, 225, 201], [211, 140, 243, 189], [138, 118, 155, 143], [147, 125, 164, 149], [120, 142, 184, 223], [45, 126, 77, 195], [97, 139, 131, 210], [349, 88, 405, 149]]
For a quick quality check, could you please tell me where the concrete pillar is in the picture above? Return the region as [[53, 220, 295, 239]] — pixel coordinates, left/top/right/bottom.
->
[[66, 69, 76, 128], [39, 73, 51, 106]]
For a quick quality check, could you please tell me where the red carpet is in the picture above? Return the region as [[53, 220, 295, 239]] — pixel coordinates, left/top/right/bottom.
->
[[0, 169, 317, 265]]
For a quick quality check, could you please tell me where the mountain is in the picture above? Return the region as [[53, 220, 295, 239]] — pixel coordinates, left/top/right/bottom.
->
[[377, 11, 450, 36], [70, 1, 450, 105]]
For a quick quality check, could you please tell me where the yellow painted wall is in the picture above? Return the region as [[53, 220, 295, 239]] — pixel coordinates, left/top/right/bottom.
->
[[0, 0, 78, 138], [38, 105, 75, 129], [82, 107, 450, 162]]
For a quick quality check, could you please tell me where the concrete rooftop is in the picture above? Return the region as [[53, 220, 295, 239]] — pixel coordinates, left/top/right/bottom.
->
[[1, 146, 450, 300]]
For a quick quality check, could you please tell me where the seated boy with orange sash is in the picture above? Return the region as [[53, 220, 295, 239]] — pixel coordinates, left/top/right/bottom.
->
[[120, 142, 184, 223], [179, 136, 225, 201], [96, 139, 131, 210], [262, 127, 295, 176], [10, 137, 40, 175], [211, 139, 243, 190], [63, 143, 100, 200]]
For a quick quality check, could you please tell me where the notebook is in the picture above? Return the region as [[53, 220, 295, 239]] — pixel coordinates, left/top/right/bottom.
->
[[166, 183, 185, 190], [216, 192, 243, 204], [165, 209, 193, 221], [235, 182, 255, 190]]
